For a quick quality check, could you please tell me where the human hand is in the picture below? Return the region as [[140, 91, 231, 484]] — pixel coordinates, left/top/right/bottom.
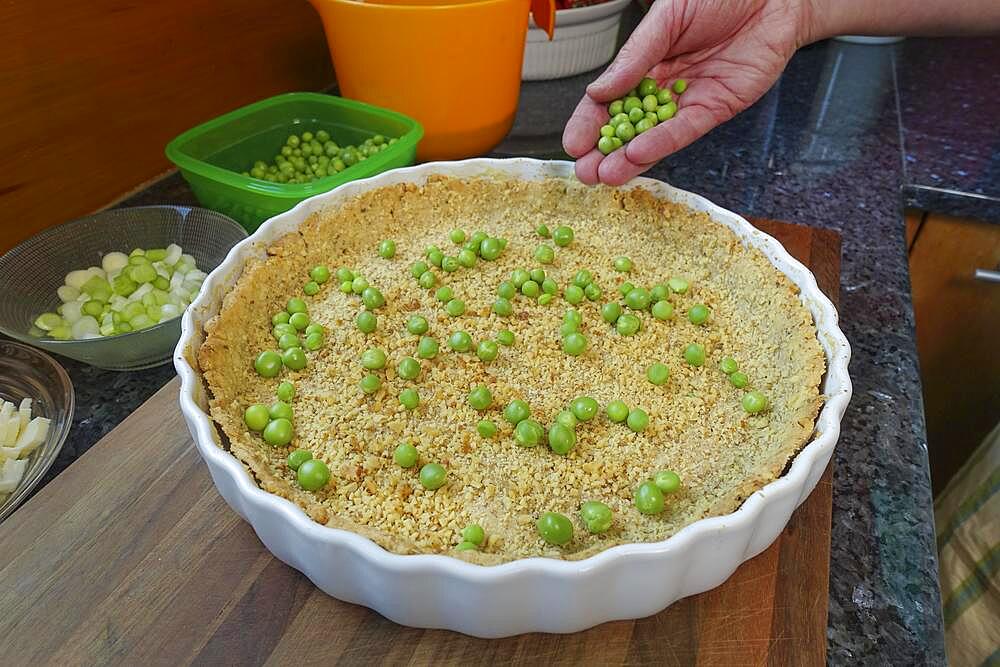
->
[[562, 0, 813, 185]]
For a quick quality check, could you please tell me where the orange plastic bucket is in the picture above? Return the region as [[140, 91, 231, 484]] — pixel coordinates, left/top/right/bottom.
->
[[309, 0, 530, 161]]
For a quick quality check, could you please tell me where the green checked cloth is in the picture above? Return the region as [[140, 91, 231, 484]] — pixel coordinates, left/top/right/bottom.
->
[[935, 421, 1000, 667]]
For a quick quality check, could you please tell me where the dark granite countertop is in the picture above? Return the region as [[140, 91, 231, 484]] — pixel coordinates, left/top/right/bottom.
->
[[20, 26, 1000, 667]]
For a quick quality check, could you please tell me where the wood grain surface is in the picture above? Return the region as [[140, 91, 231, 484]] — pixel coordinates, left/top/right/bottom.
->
[[0, 219, 841, 666], [0, 0, 333, 253]]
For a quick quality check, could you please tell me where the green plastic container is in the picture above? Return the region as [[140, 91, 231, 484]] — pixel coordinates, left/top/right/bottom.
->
[[165, 92, 423, 232]]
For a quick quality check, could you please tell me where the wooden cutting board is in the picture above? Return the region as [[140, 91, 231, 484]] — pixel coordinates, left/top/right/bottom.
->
[[0, 219, 840, 666]]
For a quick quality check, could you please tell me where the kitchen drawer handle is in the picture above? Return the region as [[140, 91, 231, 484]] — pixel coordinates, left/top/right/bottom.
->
[[974, 268, 1000, 283]]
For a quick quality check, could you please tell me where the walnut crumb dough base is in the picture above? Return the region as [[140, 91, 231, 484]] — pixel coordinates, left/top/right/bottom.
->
[[198, 175, 825, 565]]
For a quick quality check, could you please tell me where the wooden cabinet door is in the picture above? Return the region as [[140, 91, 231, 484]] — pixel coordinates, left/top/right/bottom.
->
[[909, 212, 1000, 494]]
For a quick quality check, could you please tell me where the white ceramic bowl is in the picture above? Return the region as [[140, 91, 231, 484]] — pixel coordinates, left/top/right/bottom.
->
[[522, 0, 632, 81], [175, 158, 851, 638]]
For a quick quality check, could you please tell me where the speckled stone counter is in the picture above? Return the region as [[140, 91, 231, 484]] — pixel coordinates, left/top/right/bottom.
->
[[22, 30, 1000, 667]]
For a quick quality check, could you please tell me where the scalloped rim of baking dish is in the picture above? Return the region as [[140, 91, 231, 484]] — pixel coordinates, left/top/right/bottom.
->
[[174, 158, 851, 636]]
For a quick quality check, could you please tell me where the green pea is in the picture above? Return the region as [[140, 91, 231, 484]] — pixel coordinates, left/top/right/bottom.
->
[[287, 449, 311, 470], [310, 265, 330, 284], [647, 363, 670, 386], [564, 309, 582, 326], [418, 271, 437, 289], [411, 261, 429, 278], [555, 410, 578, 429], [537, 512, 573, 545], [339, 280, 353, 293], [399, 388, 420, 410], [287, 298, 307, 315], [651, 284, 669, 301], [623, 96, 642, 112], [629, 106, 646, 123], [625, 288, 651, 310], [567, 396, 597, 422], [548, 422, 576, 455], [641, 94, 658, 112], [521, 280, 540, 298], [455, 541, 477, 551], [469, 231, 488, 250], [720, 357, 739, 374], [305, 323, 324, 336], [538, 294, 553, 306], [559, 321, 579, 337], [255, 350, 283, 377], [276, 381, 295, 402], [427, 249, 445, 267], [361, 348, 387, 369], [580, 501, 613, 534], [615, 122, 636, 141], [599, 129, 616, 148], [564, 285, 584, 305], [529, 268, 546, 284], [742, 391, 769, 414], [297, 459, 330, 491], [441, 256, 460, 273], [654, 470, 681, 494], [552, 225, 574, 247], [272, 311, 291, 326], [616, 313, 641, 336], [360, 373, 381, 394], [541, 278, 559, 296], [536, 224, 551, 238], [477, 340, 499, 363], [684, 343, 705, 366], [626, 408, 649, 432], [289, 312, 310, 331], [278, 332, 301, 350], [613, 256, 633, 273], [268, 401, 294, 422], [444, 299, 464, 317], [515, 419, 544, 447], [656, 88, 673, 105], [668, 277, 689, 294], [461, 524, 485, 546], [584, 283, 601, 301], [362, 286, 385, 310], [496, 329, 515, 346], [535, 245, 554, 264], [619, 281, 635, 296], [394, 443, 419, 468], [419, 463, 447, 490], [468, 385, 492, 410], [610, 112, 629, 127], [407, 315, 428, 335], [651, 300, 674, 320], [672, 78, 688, 94], [688, 304, 709, 325], [458, 249, 477, 268], [378, 239, 396, 258], [601, 302, 622, 324], [496, 281, 516, 299], [511, 269, 530, 288], [282, 348, 307, 370], [638, 77, 658, 97], [504, 399, 530, 424], [477, 420, 497, 438], [304, 332, 324, 350], [417, 336, 439, 359], [634, 481, 665, 514], [436, 286, 453, 303], [397, 356, 421, 381], [450, 228, 466, 244], [562, 332, 587, 356], [657, 102, 677, 121], [244, 404, 270, 431], [729, 371, 749, 388], [354, 311, 376, 334], [263, 418, 293, 446], [492, 297, 513, 317], [448, 331, 472, 352], [351, 276, 368, 294], [606, 400, 629, 423], [479, 238, 503, 260]]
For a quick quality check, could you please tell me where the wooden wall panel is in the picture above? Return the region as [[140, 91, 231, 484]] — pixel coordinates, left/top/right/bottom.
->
[[0, 0, 334, 252]]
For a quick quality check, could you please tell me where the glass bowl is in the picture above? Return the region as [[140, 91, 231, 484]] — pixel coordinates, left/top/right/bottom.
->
[[0, 341, 74, 522], [0, 206, 247, 370]]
